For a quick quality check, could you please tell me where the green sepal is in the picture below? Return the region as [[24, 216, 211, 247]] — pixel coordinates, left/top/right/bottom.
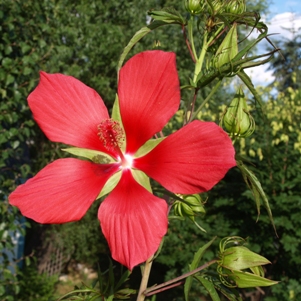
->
[[134, 137, 165, 158], [111, 94, 126, 152], [220, 246, 271, 270], [97, 171, 122, 199], [62, 147, 115, 163], [223, 269, 278, 288], [250, 265, 265, 277], [131, 169, 152, 193], [112, 94, 122, 124]]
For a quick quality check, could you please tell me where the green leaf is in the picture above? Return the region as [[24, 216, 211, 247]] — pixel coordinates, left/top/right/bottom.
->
[[195, 276, 221, 301], [134, 138, 165, 158], [184, 237, 216, 301], [236, 160, 277, 235], [204, 276, 243, 301], [114, 270, 131, 292], [62, 147, 116, 163], [25, 256, 31, 266], [117, 20, 172, 75], [237, 70, 263, 108], [148, 8, 185, 24], [108, 259, 115, 295]]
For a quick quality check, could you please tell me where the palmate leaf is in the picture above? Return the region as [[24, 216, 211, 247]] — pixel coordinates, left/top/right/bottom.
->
[[184, 237, 216, 301], [236, 160, 277, 235]]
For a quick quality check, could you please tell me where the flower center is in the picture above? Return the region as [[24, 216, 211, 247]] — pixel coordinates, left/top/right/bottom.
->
[[122, 153, 133, 169], [98, 119, 125, 155], [97, 119, 133, 169]]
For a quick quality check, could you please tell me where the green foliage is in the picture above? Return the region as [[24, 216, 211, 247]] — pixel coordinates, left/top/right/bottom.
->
[[57, 263, 134, 301], [17, 265, 58, 301], [1, 0, 290, 300], [268, 30, 301, 92]]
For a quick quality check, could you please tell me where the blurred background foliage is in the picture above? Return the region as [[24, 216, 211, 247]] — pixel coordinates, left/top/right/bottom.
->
[[1, 0, 301, 300]]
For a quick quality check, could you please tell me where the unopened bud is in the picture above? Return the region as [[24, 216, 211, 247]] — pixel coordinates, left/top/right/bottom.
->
[[207, 0, 224, 15], [217, 237, 277, 288], [221, 87, 255, 138], [183, 194, 205, 214], [173, 194, 205, 221], [185, 0, 205, 15], [224, 0, 246, 14], [214, 24, 238, 69]]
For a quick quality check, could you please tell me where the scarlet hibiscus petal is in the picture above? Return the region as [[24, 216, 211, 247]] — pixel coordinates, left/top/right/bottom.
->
[[118, 51, 180, 154], [98, 169, 168, 270], [9, 159, 119, 223], [28, 72, 111, 153], [134, 121, 236, 194]]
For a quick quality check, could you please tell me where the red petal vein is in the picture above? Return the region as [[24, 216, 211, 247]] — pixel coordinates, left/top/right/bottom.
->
[[134, 121, 236, 194], [118, 51, 180, 154], [28, 72, 111, 153], [9, 159, 119, 223], [98, 169, 168, 270]]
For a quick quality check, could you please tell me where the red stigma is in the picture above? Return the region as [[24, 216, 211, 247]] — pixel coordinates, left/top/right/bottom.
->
[[97, 119, 125, 155]]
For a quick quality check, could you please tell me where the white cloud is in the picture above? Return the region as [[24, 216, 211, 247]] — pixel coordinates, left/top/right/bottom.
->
[[267, 12, 301, 40], [244, 64, 274, 86], [244, 12, 301, 86]]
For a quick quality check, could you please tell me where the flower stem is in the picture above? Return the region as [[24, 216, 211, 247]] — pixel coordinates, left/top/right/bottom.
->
[[191, 79, 222, 121], [187, 17, 197, 62], [144, 259, 218, 297], [136, 256, 153, 301]]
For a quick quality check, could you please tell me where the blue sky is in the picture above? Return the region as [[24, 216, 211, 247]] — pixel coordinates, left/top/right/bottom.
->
[[244, 0, 301, 85], [269, 0, 301, 17]]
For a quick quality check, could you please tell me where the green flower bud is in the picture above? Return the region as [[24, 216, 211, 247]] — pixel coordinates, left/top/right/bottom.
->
[[224, 0, 246, 14], [185, 0, 205, 15], [220, 246, 271, 271], [183, 194, 205, 214], [217, 236, 278, 288], [214, 24, 238, 69], [221, 87, 255, 138], [173, 194, 205, 220], [207, 0, 224, 15]]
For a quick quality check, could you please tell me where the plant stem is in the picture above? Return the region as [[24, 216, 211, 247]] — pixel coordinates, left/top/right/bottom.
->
[[193, 31, 208, 83], [144, 259, 218, 296], [136, 256, 153, 301], [191, 79, 222, 121], [188, 17, 197, 61]]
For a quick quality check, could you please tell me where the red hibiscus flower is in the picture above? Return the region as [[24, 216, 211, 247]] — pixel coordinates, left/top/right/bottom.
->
[[9, 51, 236, 270]]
